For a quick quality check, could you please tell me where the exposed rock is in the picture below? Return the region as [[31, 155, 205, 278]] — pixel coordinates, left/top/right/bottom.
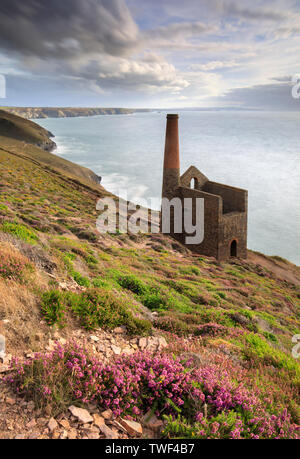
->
[[48, 418, 58, 432], [139, 336, 168, 352], [139, 337, 148, 350], [90, 335, 99, 342], [119, 419, 143, 437], [27, 419, 37, 429], [121, 346, 134, 355], [67, 429, 77, 439], [114, 326, 126, 334], [59, 419, 70, 430], [68, 405, 93, 424], [99, 423, 119, 439], [6, 397, 15, 406], [101, 409, 113, 420], [93, 413, 105, 427], [142, 411, 163, 433], [111, 345, 121, 355]]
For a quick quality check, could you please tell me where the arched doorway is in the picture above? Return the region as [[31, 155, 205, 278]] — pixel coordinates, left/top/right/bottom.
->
[[230, 240, 237, 257], [190, 177, 199, 189]]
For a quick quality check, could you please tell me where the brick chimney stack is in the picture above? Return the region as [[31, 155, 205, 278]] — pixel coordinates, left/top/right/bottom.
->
[[162, 114, 180, 200]]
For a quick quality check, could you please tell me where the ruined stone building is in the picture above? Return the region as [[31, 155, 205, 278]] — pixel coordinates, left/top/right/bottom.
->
[[161, 114, 248, 261]]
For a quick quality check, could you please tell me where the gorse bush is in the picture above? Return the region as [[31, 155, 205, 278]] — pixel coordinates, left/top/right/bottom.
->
[[1, 221, 38, 244], [68, 288, 151, 335], [41, 290, 66, 328], [117, 274, 147, 295], [6, 342, 299, 438], [41, 288, 151, 335], [71, 270, 90, 287], [242, 333, 300, 377]]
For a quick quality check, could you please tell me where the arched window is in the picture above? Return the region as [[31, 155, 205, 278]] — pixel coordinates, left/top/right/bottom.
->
[[190, 177, 199, 189], [230, 240, 237, 257]]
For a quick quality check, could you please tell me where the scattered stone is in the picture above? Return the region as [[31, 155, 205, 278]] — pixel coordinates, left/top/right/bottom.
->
[[60, 430, 68, 439], [101, 409, 113, 420], [6, 397, 15, 406], [68, 405, 93, 424], [90, 335, 99, 342], [139, 336, 167, 352], [142, 411, 164, 433], [27, 419, 37, 429], [99, 423, 119, 439], [59, 419, 70, 430], [139, 337, 147, 350], [121, 346, 134, 355], [114, 326, 126, 334], [67, 429, 77, 439], [119, 419, 143, 437], [87, 431, 100, 439], [93, 413, 105, 427], [48, 417, 58, 432], [111, 345, 121, 355]]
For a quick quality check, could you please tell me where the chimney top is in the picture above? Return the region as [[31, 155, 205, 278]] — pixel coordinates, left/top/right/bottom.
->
[[167, 113, 179, 119]]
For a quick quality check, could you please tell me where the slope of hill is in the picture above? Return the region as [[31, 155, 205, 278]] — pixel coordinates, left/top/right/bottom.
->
[[0, 110, 102, 186], [0, 118, 299, 439], [0, 107, 149, 119], [0, 109, 56, 150]]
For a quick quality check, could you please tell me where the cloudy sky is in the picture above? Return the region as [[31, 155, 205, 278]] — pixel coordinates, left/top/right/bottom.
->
[[0, 0, 300, 109]]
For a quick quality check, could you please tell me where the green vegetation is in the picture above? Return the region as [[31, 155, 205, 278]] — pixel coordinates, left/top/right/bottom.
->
[[0, 221, 38, 244], [40, 288, 152, 335]]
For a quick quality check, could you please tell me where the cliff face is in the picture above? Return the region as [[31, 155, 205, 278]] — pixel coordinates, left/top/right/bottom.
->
[[0, 110, 102, 186], [0, 109, 56, 151], [0, 107, 147, 119]]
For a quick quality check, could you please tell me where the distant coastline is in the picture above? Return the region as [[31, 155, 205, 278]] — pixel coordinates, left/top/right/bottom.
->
[[0, 106, 151, 120]]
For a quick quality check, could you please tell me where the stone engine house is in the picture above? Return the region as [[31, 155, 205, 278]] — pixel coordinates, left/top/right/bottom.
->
[[161, 114, 248, 261]]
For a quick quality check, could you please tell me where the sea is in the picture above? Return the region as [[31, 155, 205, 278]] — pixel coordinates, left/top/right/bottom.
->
[[36, 110, 300, 265]]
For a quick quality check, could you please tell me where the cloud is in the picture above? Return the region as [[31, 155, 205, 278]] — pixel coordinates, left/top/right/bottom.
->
[[189, 60, 239, 71], [67, 54, 190, 92], [217, 79, 300, 110], [225, 2, 287, 22], [143, 21, 216, 42], [0, 0, 138, 59]]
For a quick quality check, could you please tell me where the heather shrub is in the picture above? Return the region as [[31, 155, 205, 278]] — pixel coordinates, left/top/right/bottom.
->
[[155, 315, 192, 335], [7, 342, 299, 438], [0, 221, 38, 244], [0, 244, 30, 280], [195, 323, 227, 337]]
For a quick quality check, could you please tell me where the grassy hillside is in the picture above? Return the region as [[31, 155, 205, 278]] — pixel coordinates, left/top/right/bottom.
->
[[0, 123, 299, 439]]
